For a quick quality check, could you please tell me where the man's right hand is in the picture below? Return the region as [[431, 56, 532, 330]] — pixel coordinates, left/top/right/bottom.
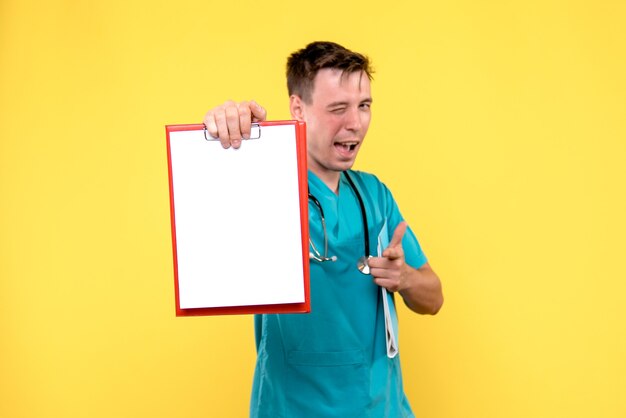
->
[[203, 100, 267, 149]]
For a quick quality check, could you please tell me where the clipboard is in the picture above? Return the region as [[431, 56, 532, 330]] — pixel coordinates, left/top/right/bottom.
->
[[165, 121, 310, 316]]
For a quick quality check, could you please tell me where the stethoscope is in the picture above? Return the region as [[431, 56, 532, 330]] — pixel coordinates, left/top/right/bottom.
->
[[308, 171, 372, 275]]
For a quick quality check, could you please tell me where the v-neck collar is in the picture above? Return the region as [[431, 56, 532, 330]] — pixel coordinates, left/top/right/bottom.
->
[[308, 170, 350, 200]]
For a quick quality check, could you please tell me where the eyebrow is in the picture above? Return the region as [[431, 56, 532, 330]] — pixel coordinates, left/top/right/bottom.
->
[[326, 98, 373, 108]]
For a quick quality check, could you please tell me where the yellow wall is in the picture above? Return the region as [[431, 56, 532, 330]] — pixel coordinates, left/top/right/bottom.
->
[[1, 1, 625, 417]]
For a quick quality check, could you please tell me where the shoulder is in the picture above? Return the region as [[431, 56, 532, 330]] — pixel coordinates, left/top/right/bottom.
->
[[347, 169, 404, 223], [347, 170, 394, 199], [347, 169, 383, 188]]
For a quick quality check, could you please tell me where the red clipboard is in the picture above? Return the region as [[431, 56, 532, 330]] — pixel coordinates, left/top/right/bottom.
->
[[166, 121, 310, 316]]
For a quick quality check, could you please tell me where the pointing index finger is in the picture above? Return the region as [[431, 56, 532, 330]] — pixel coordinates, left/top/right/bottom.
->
[[388, 221, 407, 248]]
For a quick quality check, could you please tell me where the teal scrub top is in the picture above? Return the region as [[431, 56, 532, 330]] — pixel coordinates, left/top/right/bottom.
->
[[250, 170, 427, 418]]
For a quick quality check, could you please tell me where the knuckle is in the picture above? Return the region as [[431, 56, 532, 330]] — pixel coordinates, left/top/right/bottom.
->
[[240, 104, 251, 115], [225, 106, 238, 120], [214, 111, 226, 125]]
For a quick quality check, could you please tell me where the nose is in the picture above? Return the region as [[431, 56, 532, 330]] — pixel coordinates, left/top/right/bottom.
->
[[344, 106, 362, 132]]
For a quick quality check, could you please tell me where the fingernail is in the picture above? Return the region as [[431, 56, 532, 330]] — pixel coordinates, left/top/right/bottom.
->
[[232, 140, 241, 148]]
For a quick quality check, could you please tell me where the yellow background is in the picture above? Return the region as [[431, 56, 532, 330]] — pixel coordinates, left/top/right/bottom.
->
[[1, 0, 625, 417]]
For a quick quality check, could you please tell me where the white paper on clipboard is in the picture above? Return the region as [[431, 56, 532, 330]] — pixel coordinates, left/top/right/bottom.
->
[[166, 121, 309, 315]]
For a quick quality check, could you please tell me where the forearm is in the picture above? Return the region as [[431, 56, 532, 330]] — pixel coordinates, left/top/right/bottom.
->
[[398, 263, 443, 315]]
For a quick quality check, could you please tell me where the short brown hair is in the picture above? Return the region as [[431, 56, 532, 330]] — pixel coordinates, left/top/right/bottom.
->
[[286, 41, 373, 103]]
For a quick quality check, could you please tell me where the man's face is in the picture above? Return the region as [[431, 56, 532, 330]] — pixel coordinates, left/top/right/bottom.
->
[[296, 68, 372, 182]]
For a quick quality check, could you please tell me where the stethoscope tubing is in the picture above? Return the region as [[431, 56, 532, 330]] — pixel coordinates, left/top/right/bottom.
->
[[308, 171, 369, 262]]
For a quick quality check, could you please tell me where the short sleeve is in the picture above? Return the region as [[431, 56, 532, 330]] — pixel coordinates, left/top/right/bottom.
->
[[381, 182, 428, 269]]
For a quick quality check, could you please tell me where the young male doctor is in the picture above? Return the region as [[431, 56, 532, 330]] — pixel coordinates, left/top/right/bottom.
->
[[203, 41, 443, 418]]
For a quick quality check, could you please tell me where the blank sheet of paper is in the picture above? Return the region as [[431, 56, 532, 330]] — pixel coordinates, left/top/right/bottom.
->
[[167, 122, 308, 313]]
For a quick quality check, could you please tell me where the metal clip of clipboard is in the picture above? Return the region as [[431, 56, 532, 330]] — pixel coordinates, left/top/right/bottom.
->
[[203, 123, 262, 141]]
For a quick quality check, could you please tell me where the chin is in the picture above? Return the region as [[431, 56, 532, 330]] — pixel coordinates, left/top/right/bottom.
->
[[336, 161, 356, 172]]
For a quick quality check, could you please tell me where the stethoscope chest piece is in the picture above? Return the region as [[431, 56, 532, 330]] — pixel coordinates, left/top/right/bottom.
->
[[357, 255, 373, 275]]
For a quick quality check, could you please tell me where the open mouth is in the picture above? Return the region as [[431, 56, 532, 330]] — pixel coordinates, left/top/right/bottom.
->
[[334, 142, 358, 152]]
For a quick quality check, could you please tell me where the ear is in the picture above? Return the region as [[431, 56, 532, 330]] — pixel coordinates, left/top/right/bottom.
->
[[289, 95, 305, 121]]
